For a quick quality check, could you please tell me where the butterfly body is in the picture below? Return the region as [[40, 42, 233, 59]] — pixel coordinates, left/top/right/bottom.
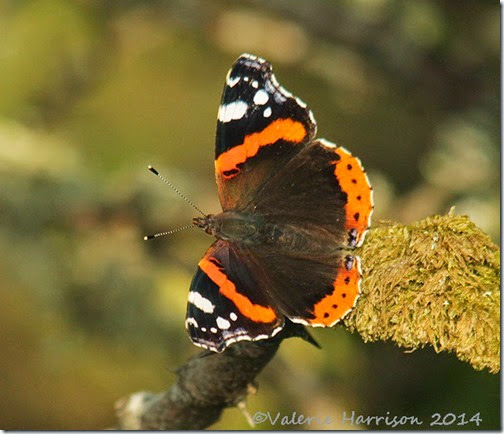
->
[[196, 210, 347, 259], [185, 54, 373, 352]]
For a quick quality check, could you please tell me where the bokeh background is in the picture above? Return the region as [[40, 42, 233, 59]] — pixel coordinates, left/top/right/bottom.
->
[[0, 0, 499, 430]]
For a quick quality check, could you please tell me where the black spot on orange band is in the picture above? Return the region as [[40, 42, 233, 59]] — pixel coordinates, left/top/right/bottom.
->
[[333, 147, 373, 246], [309, 257, 361, 326]]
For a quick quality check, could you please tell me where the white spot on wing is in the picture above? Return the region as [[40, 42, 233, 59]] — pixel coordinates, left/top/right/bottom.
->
[[251, 80, 259, 88], [218, 101, 249, 123], [210, 327, 218, 333], [188, 291, 215, 313], [263, 107, 272, 118], [230, 312, 238, 321], [190, 323, 285, 353], [217, 317, 231, 330], [185, 317, 198, 329], [227, 75, 240, 88], [254, 89, 269, 105]]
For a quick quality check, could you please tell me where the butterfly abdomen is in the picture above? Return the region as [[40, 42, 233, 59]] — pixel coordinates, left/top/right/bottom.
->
[[210, 212, 341, 256]]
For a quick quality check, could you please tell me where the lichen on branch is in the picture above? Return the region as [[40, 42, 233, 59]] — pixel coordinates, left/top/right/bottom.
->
[[345, 214, 500, 374]]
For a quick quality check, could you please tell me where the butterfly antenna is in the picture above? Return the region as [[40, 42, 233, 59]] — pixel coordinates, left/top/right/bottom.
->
[[147, 165, 206, 217], [144, 225, 195, 241]]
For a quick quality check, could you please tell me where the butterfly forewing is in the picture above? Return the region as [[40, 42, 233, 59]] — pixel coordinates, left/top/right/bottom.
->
[[215, 54, 316, 211]]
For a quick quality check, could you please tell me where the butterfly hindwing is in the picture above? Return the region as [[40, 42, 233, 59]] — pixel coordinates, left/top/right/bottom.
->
[[186, 240, 284, 352], [215, 54, 317, 211], [242, 139, 372, 325], [244, 247, 363, 327]]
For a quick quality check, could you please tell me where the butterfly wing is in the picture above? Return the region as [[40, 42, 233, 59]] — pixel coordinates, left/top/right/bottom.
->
[[246, 247, 363, 327], [254, 139, 373, 247], [247, 139, 373, 326], [215, 54, 317, 211], [186, 240, 284, 352]]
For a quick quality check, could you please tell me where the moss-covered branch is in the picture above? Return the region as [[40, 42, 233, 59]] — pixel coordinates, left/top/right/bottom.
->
[[345, 214, 500, 374], [115, 213, 500, 429]]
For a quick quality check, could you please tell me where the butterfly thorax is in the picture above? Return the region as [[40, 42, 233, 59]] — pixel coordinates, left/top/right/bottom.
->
[[193, 211, 342, 256]]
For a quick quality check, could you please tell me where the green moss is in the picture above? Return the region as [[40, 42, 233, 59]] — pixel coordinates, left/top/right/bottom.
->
[[344, 214, 500, 373]]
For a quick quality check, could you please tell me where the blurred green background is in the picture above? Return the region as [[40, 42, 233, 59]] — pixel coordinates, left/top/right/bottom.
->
[[0, 0, 499, 430]]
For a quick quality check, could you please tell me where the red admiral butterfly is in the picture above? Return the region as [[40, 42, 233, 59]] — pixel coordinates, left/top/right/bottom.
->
[[186, 54, 373, 352]]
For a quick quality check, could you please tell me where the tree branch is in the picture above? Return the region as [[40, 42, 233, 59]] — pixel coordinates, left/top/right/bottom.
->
[[114, 323, 309, 430], [115, 214, 500, 429]]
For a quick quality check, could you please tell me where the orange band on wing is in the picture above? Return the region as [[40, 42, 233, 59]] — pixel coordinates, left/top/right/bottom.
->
[[199, 257, 278, 323], [309, 257, 361, 326], [334, 148, 373, 244], [215, 118, 306, 176]]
